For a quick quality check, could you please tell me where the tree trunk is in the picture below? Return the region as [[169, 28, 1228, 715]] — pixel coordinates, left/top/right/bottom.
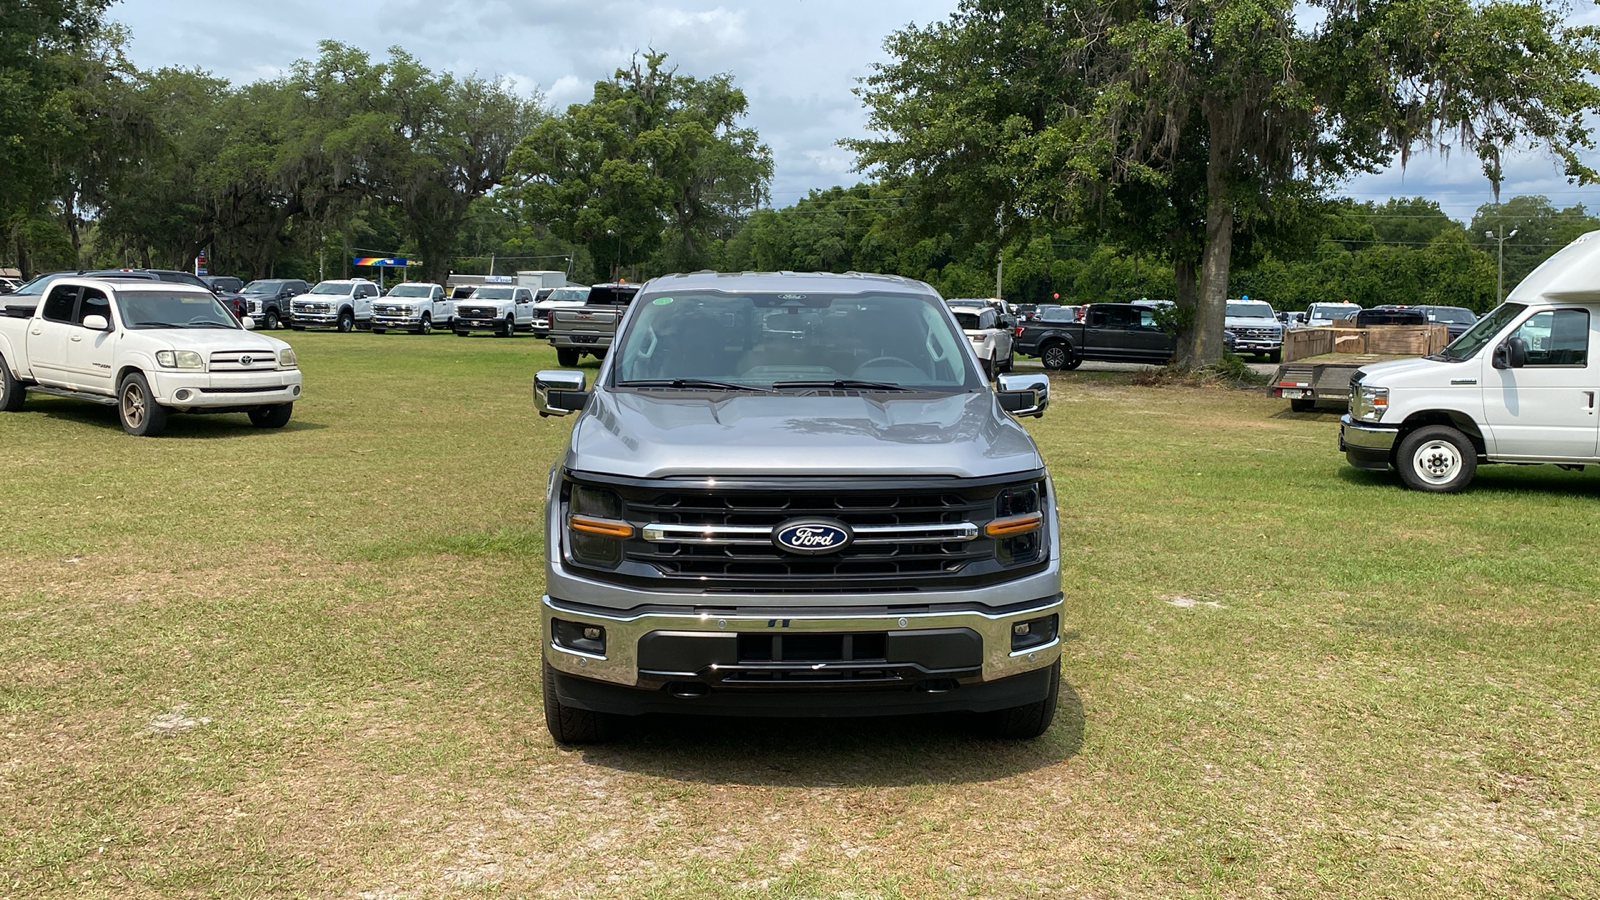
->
[[1182, 133, 1235, 369], [1172, 254, 1199, 364]]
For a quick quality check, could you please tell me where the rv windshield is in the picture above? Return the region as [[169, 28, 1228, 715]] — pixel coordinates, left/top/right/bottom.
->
[[1440, 303, 1524, 361]]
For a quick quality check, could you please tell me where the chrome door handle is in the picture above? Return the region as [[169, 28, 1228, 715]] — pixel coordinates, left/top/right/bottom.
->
[[70, 334, 83, 342]]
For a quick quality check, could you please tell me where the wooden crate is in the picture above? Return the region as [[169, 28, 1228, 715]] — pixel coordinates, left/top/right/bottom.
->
[[1282, 323, 1447, 361], [1283, 327, 1333, 362], [1363, 324, 1450, 356]]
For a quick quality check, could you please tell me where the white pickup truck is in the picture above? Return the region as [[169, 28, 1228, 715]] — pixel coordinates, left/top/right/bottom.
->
[[453, 285, 535, 337], [1342, 229, 1600, 492], [291, 279, 379, 332], [0, 276, 302, 436], [372, 282, 453, 334]]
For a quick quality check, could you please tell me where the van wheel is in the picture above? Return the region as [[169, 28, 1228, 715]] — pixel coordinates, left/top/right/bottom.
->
[[557, 348, 580, 367], [543, 655, 616, 745], [118, 372, 168, 437], [975, 664, 1059, 739], [1397, 425, 1477, 493], [248, 404, 293, 428], [0, 354, 26, 412]]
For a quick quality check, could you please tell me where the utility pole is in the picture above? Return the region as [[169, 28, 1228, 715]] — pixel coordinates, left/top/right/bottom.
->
[[1486, 227, 1518, 302], [995, 210, 1004, 300]]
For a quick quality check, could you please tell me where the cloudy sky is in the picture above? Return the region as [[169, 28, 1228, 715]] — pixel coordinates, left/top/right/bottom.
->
[[111, 0, 1600, 224]]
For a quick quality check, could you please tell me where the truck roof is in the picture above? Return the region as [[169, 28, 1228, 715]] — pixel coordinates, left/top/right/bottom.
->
[[640, 271, 939, 296]]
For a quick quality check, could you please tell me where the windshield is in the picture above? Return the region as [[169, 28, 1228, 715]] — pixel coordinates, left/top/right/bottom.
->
[[614, 291, 980, 392], [1308, 303, 1360, 320], [12, 273, 73, 296], [243, 280, 284, 294], [1440, 303, 1524, 361], [474, 287, 514, 300], [310, 282, 353, 295], [1226, 302, 1275, 319], [385, 284, 433, 298], [120, 292, 240, 330], [1427, 307, 1477, 325], [546, 288, 588, 302]]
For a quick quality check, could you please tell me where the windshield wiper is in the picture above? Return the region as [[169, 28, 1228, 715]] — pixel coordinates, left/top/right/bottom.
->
[[183, 322, 235, 329], [770, 379, 913, 392], [620, 379, 774, 393], [131, 322, 179, 328]]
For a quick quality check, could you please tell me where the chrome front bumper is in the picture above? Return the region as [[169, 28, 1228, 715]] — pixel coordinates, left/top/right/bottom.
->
[[1340, 414, 1399, 470], [542, 594, 1064, 688]]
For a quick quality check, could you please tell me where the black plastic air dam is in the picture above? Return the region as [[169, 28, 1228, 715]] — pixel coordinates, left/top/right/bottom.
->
[[547, 664, 1056, 718]]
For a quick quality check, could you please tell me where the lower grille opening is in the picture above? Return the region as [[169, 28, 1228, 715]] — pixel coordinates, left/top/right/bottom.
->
[[737, 632, 888, 663]]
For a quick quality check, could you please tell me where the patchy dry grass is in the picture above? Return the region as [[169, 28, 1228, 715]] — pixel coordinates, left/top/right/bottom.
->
[[1, 334, 1597, 898]]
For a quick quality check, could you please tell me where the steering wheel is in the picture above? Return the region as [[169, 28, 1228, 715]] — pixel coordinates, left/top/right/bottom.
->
[[858, 356, 918, 370]]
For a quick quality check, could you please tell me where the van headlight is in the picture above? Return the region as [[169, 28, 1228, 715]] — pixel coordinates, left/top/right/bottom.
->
[[155, 350, 204, 370], [278, 348, 298, 369], [1353, 385, 1390, 422]]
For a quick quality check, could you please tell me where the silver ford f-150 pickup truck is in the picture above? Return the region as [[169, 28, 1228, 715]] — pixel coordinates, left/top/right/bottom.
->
[[532, 271, 1061, 743]]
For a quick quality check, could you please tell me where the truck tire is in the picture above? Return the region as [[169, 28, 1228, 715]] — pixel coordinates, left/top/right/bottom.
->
[[1289, 398, 1313, 413], [0, 354, 26, 412], [337, 310, 354, 333], [1268, 349, 1282, 363], [557, 348, 580, 367], [372, 327, 386, 334], [291, 326, 306, 331], [118, 372, 168, 437], [542, 655, 616, 745], [248, 404, 293, 428], [455, 329, 469, 337], [418, 314, 432, 335], [975, 664, 1059, 740], [1040, 342, 1070, 370], [983, 357, 995, 380], [500, 316, 516, 338], [1396, 425, 1477, 493], [263, 309, 280, 330]]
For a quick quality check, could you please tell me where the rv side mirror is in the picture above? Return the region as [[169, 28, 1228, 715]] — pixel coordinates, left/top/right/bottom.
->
[[535, 370, 588, 417], [1506, 337, 1527, 368], [996, 373, 1049, 419]]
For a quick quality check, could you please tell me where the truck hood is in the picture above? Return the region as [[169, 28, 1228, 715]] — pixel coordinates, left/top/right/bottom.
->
[[1225, 317, 1281, 330], [567, 389, 1043, 479]]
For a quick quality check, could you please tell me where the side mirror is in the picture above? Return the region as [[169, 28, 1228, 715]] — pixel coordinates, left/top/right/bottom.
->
[[81, 314, 109, 331], [535, 370, 589, 418], [1494, 337, 1527, 369], [241, 316, 256, 331], [996, 372, 1049, 419]]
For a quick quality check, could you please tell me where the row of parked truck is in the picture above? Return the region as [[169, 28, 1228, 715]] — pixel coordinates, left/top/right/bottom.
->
[[234, 277, 604, 339]]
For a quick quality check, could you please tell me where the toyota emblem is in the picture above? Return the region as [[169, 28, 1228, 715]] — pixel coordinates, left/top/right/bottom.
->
[[240, 355, 253, 366]]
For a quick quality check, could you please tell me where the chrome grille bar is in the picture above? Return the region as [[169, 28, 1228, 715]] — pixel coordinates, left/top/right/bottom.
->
[[641, 522, 980, 544]]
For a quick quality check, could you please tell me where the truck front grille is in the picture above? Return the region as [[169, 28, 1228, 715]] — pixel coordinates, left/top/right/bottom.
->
[[567, 474, 1048, 593], [209, 350, 279, 371], [458, 306, 498, 319]]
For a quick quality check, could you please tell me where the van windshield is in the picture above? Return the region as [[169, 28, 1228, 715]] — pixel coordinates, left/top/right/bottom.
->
[[1440, 303, 1524, 361], [614, 291, 981, 392]]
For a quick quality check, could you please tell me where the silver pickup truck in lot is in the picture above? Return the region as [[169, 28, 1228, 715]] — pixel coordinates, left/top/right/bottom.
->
[[532, 272, 1060, 743], [546, 283, 640, 366]]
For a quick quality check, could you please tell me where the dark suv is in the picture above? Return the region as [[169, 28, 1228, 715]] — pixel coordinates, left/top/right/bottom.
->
[[240, 279, 309, 329]]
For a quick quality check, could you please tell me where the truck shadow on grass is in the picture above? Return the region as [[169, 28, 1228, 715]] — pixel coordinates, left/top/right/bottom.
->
[[20, 398, 326, 438], [573, 677, 1084, 787]]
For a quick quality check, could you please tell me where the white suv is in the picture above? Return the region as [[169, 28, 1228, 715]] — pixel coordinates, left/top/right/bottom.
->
[[291, 279, 378, 332]]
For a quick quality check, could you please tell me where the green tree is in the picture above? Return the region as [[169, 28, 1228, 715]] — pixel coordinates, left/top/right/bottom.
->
[[510, 52, 772, 283], [1469, 195, 1600, 299]]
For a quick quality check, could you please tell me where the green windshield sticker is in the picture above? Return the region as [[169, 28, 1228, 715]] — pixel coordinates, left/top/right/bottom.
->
[[652, 297, 674, 305]]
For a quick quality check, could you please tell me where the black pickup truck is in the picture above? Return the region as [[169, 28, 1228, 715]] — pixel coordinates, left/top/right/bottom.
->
[[1015, 303, 1175, 369]]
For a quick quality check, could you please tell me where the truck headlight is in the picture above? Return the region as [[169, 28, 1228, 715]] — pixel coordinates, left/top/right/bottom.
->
[[567, 485, 631, 569], [278, 348, 297, 369], [155, 350, 204, 370], [1354, 385, 1390, 422], [990, 483, 1045, 567]]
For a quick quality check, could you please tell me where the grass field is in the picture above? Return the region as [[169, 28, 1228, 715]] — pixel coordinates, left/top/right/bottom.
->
[[2, 331, 1597, 898]]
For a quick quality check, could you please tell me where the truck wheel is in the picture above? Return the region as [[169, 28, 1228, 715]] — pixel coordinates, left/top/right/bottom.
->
[[542, 656, 616, 745], [982, 357, 995, 380], [1289, 398, 1313, 413], [337, 311, 354, 333], [1396, 425, 1477, 493], [455, 329, 469, 337], [372, 328, 386, 334], [248, 404, 293, 428], [0, 354, 26, 412], [557, 348, 580, 367], [263, 310, 280, 330], [1268, 349, 1282, 363], [118, 372, 168, 437], [976, 664, 1059, 740], [500, 316, 516, 338], [291, 326, 305, 331], [418, 314, 432, 335], [1040, 343, 1069, 370]]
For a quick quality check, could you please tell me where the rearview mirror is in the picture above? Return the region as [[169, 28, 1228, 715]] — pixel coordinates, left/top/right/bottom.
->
[[996, 372, 1049, 418], [81, 314, 109, 331], [535, 370, 589, 417]]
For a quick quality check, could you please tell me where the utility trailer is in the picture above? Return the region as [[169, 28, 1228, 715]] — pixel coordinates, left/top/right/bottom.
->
[[1270, 322, 1450, 412]]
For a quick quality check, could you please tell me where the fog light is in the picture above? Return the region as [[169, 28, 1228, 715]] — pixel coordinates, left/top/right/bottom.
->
[[551, 618, 606, 656], [174, 389, 192, 401], [583, 626, 602, 641], [1010, 614, 1058, 652]]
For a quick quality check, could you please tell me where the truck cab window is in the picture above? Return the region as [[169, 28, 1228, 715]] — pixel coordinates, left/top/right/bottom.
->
[[42, 286, 79, 323], [77, 288, 111, 326], [1512, 309, 1589, 367]]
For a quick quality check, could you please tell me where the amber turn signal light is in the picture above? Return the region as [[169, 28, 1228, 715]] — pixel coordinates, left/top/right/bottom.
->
[[985, 511, 1043, 537], [569, 515, 634, 538]]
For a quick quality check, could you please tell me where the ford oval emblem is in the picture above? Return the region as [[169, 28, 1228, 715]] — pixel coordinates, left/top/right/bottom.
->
[[773, 519, 853, 555]]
